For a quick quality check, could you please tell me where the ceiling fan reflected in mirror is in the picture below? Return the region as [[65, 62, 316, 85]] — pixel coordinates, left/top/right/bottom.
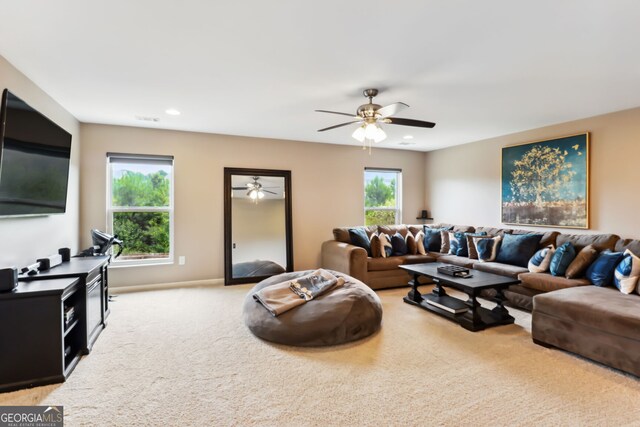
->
[[231, 176, 277, 203], [316, 88, 436, 152]]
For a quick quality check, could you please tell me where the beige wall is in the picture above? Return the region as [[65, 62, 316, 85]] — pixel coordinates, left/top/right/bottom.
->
[[0, 56, 80, 269], [80, 124, 426, 287], [425, 107, 640, 239]]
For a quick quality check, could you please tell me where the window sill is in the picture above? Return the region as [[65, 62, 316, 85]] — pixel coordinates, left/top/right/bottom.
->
[[110, 260, 174, 269]]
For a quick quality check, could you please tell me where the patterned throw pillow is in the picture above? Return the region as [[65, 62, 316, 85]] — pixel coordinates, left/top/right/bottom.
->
[[528, 245, 555, 273], [475, 236, 502, 262], [390, 232, 408, 256], [613, 249, 640, 294], [348, 227, 372, 256], [549, 242, 576, 276], [467, 234, 492, 259], [378, 233, 393, 258], [449, 232, 487, 257], [405, 231, 417, 255], [414, 231, 427, 255], [369, 233, 381, 258], [585, 250, 624, 287], [565, 244, 598, 279], [495, 233, 543, 268]]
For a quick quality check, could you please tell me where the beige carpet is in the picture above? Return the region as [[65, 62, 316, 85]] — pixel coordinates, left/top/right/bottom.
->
[[1, 284, 639, 426]]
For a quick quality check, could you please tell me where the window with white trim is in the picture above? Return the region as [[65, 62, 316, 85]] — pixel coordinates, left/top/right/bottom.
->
[[364, 168, 402, 225], [107, 153, 174, 264]]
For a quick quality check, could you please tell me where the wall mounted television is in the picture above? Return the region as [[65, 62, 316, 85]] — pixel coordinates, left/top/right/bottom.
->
[[0, 89, 72, 217]]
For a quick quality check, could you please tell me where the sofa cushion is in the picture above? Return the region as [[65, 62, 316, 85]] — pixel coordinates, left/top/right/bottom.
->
[[550, 242, 576, 276], [367, 256, 404, 272], [440, 230, 451, 254], [565, 244, 597, 279], [586, 250, 624, 287], [556, 233, 619, 252], [449, 231, 487, 257], [378, 224, 408, 238], [615, 238, 640, 255], [528, 246, 555, 273], [495, 233, 542, 268], [430, 223, 475, 233], [510, 229, 559, 249], [467, 234, 493, 259], [474, 226, 512, 236], [614, 249, 640, 294], [333, 226, 377, 244], [475, 236, 502, 262], [473, 262, 528, 279], [533, 286, 640, 342], [348, 227, 372, 256], [518, 272, 590, 292], [390, 232, 409, 256], [437, 254, 476, 268]]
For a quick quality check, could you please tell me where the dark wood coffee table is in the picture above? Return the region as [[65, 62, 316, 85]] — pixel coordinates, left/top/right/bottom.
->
[[400, 262, 520, 331]]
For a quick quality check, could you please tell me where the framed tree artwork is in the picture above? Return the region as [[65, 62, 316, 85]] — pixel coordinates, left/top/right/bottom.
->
[[501, 133, 589, 229]]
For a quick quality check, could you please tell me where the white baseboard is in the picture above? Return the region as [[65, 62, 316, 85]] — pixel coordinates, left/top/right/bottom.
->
[[110, 278, 225, 294]]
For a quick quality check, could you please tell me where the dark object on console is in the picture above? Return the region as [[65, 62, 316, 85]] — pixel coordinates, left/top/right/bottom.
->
[[58, 247, 71, 262], [437, 264, 471, 278], [36, 254, 63, 271], [0, 267, 18, 292], [233, 260, 286, 278], [77, 229, 123, 258]]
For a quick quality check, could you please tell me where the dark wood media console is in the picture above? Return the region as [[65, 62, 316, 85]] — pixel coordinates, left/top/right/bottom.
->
[[0, 256, 110, 392]]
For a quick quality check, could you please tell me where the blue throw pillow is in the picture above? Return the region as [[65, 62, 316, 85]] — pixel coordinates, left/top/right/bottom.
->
[[549, 242, 576, 276], [495, 233, 543, 267], [586, 250, 624, 287], [449, 231, 486, 257], [423, 227, 446, 252], [348, 227, 372, 256], [390, 232, 408, 256]]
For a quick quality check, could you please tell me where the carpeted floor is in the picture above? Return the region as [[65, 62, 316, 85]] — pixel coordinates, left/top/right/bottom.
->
[[1, 284, 639, 426]]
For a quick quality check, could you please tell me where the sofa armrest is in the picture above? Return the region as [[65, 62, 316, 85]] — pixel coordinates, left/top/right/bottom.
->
[[321, 240, 367, 282]]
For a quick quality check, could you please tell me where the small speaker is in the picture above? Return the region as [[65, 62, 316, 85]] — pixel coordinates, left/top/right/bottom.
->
[[37, 254, 63, 271], [58, 247, 71, 262], [420, 210, 429, 219], [0, 267, 18, 292]]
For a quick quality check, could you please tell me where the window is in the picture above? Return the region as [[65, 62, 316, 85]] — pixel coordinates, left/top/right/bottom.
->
[[364, 168, 402, 226], [107, 153, 174, 265]]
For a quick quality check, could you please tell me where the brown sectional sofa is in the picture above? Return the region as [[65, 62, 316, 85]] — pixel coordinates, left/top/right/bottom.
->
[[321, 223, 640, 377]]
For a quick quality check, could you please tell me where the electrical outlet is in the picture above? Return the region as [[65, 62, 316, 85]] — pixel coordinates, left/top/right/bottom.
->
[[179, 256, 186, 265]]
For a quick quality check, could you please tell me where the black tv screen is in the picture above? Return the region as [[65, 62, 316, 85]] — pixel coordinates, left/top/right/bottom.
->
[[0, 89, 72, 216]]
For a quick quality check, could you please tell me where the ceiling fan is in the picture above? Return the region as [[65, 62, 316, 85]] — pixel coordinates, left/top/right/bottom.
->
[[232, 176, 277, 201], [316, 88, 436, 150]]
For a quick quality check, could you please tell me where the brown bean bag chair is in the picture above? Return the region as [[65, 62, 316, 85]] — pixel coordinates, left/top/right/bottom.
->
[[243, 270, 383, 346]]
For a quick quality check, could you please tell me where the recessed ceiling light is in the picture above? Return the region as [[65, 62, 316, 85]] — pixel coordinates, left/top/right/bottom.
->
[[398, 141, 416, 146], [403, 135, 414, 140], [165, 108, 181, 116]]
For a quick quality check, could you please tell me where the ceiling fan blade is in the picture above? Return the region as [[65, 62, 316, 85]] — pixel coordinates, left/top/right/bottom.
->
[[232, 187, 247, 190], [263, 190, 277, 195], [376, 102, 409, 118], [315, 110, 358, 118], [386, 117, 436, 128], [317, 120, 362, 132]]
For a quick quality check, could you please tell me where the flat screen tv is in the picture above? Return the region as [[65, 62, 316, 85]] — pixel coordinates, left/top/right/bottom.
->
[[0, 89, 72, 216]]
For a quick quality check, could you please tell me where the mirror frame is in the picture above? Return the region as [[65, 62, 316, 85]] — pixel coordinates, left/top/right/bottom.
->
[[223, 167, 293, 285]]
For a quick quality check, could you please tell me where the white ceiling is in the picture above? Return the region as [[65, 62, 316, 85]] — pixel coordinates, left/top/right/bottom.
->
[[1, 1, 639, 151]]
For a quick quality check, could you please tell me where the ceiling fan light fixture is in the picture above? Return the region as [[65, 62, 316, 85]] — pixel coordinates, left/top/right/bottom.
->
[[373, 125, 387, 143], [352, 125, 366, 142]]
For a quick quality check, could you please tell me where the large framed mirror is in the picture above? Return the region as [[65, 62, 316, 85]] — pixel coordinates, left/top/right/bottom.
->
[[224, 168, 293, 285]]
